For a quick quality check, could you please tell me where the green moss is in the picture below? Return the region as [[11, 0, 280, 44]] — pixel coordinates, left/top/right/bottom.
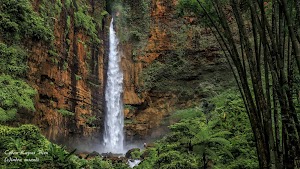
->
[[54, 0, 63, 15], [0, 108, 17, 123], [63, 62, 68, 71], [48, 49, 59, 57], [77, 38, 85, 44], [74, 7, 100, 44], [39, 0, 63, 26], [57, 109, 74, 116], [124, 119, 134, 124], [66, 15, 71, 30], [170, 108, 203, 121], [66, 38, 71, 45], [124, 104, 137, 110], [0, 0, 48, 123], [51, 57, 59, 65], [101, 10, 109, 17], [86, 116, 97, 126], [75, 74, 82, 81], [87, 51, 92, 59], [93, 10, 109, 29]]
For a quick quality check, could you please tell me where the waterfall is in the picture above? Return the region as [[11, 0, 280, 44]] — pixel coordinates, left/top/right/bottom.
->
[[103, 18, 124, 153]]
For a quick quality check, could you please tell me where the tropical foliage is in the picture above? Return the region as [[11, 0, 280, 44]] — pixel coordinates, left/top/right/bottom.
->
[[0, 0, 53, 42], [136, 89, 258, 169], [0, 75, 36, 122], [177, 0, 300, 168], [0, 0, 299, 168], [0, 125, 120, 169]]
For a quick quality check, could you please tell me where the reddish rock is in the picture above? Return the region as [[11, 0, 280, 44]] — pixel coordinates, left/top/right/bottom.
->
[[121, 0, 228, 140], [26, 1, 108, 145]]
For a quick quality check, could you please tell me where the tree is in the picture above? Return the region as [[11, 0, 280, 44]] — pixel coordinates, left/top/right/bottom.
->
[[178, 0, 300, 168]]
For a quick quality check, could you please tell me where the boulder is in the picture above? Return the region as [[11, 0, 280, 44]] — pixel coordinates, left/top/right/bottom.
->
[[125, 148, 140, 158]]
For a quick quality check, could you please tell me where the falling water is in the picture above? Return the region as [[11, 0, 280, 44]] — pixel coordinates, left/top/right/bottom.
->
[[103, 18, 124, 153]]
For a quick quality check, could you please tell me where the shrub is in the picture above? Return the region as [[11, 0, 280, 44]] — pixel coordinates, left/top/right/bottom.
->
[[0, 75, 36, 122], [0, 0, 54, 42], [130, 149, 142, 159], [87, 157, 113, 169], [0, 43, 28, 77], [0, 125, 83, 168], [155, 151, 198, 169]]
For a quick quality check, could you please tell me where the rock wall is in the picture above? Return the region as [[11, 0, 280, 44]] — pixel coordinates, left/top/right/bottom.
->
[[121, 0, 231, 140], [121, 0, 178, 140], [26, 0, 109, 145]]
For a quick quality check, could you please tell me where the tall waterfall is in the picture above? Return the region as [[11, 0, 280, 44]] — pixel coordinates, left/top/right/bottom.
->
[[103, 18, 124, 153]]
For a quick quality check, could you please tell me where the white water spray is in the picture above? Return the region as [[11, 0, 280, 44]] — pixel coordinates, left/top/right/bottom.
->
[[103, 18, 124, 153]]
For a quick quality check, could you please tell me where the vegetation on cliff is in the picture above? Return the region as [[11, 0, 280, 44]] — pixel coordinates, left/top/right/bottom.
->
[[1, 0, 108, 140], [0, 0, 300, 169], [0, 0, 46, 122], [0, 0, 53, 42], [110, 0, 151, 57]]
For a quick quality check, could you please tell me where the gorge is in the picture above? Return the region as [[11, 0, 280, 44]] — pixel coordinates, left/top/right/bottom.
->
[[1, 0, 231, 154], [19, 0, 230, 147]]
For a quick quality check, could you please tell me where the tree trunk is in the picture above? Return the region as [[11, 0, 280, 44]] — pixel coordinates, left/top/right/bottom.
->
[[279, 0, 300, 73], [293, 0, 300, 43], [203, 153, 207, 169], [195, 0, 300, 168], [273, 87, 283, 169]]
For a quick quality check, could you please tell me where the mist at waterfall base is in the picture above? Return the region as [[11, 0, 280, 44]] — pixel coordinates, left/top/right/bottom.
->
[[70, 121, 169, 154]]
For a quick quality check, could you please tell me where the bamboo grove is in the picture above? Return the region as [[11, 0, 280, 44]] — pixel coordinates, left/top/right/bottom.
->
[[185, 0, 300, 168]]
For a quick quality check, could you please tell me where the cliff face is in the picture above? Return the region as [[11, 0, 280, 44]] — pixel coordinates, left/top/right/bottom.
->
[[22, 0, 230, 145], [121, 0, 178, 140], [121, 0, 231, 140], [26, 0, 108, 145]]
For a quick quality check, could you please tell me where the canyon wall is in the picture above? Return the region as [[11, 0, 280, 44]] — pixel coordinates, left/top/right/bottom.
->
[[121, 0, 231, 140], [21, 0, 230, 145], [25, 0, 109, 145]]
